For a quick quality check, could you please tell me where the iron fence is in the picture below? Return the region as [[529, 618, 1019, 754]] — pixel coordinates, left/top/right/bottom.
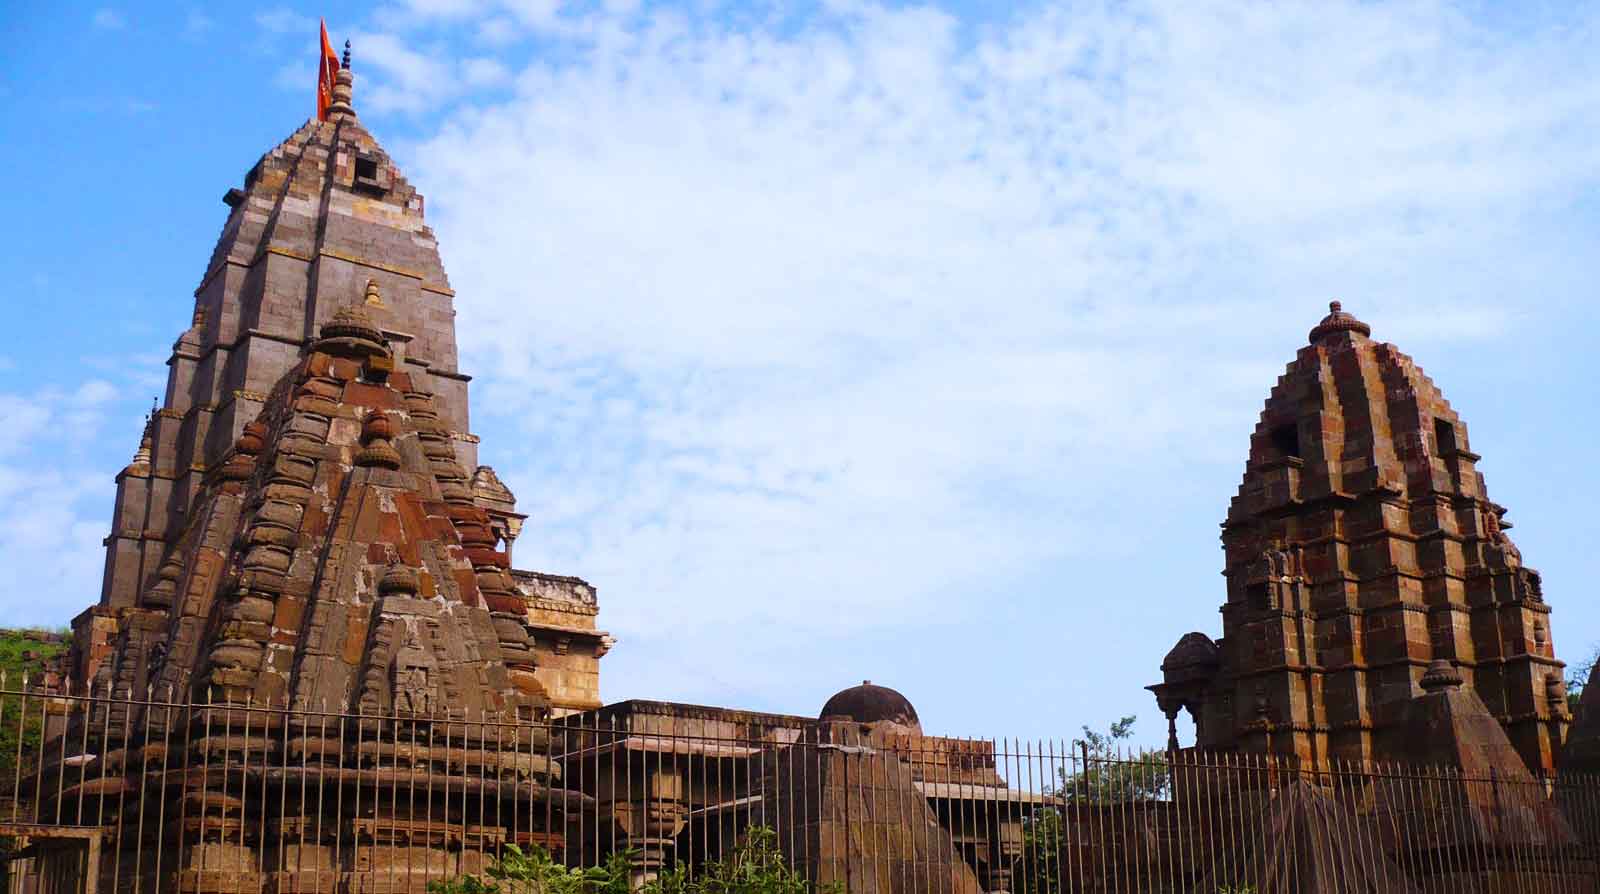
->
[[2, 679, 1599, 893]]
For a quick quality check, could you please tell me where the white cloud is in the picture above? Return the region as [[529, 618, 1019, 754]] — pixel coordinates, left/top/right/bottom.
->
[[462, 57, 512, 88], [0, 384, 129, 628], [256, 8, 315, 35], [343, 32, 520, 113], [390, 0, 1600, 736]]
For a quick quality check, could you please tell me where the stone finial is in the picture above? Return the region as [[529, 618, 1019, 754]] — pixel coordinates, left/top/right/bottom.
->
[[1547, 673, 1568, 708], [221, 420, 267, 482], [378, 563, 419, 596], [236, 420, 267, 456], [129, 406, 155, 468], [363, 278, 385, 308], [355, 410, 402, 470], [1308, 300, 1372, 344], [315, 302, 388, 358], [144, 554, 185, 608], [327, 42, 355, 119], [1420, 659, 1464, 693]]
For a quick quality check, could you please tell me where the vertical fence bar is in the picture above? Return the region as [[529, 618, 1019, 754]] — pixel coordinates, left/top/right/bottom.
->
[[117, 683, 138, 894]]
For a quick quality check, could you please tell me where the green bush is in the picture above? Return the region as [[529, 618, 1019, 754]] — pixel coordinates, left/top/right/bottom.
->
[[427, 845, 631, 894], [427, 826, 839, 894], [648, 827, 836, 894]]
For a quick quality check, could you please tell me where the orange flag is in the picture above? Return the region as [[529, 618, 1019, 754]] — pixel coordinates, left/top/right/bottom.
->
[[316, 19, 341, 121]]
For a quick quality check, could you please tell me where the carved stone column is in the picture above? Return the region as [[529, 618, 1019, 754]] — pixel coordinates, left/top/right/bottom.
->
[[613, 769, 684, 889]]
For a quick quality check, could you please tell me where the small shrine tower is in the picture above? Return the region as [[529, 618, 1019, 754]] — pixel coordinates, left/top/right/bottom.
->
[[1151, 303, 1569, 774]]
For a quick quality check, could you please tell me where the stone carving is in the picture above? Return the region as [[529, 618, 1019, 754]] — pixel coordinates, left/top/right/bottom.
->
[[391, 626, 435, 716]]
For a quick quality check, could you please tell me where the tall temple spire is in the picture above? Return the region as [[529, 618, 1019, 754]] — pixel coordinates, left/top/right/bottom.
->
[[78, 50, 610, 721]]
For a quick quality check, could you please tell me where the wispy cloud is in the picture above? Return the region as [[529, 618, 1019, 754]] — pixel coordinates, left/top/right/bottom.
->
[[256, 7, 315, 35], [20, 1, 1600, 743], [394, 0, 1600, 732], [0, 382, 127, 628]]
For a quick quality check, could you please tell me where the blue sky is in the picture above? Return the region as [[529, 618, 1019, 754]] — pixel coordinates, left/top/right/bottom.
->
[[1, 1, 1597, 748]]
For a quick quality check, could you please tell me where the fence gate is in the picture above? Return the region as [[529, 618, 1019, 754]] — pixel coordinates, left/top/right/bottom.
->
[[1, 825, 101, 894]]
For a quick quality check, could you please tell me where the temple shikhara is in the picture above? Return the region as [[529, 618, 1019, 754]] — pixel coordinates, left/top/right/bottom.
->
[[7, 33, 1600, 894], [1149, 301, 1572, 778], [74, 52, 608, 721]]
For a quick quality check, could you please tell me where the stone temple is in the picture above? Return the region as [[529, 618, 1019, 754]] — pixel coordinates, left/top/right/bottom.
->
[[17, 39, 1598, 894], [71, 58, 609, 720], [1149, 301, 1571, 776]]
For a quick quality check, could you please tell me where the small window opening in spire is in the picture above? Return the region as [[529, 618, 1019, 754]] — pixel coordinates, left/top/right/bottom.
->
[[1269, 423, 1301, 459], [353, 155, 386, 195], [1434, 418, 1457, 455]]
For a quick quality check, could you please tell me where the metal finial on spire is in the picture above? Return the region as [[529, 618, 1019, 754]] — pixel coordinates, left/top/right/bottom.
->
[[342, 39, 351, 70]]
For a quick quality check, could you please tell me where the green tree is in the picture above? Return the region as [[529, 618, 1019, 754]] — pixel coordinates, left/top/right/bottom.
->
[[1060, 715, 1170, 803], [1012, 717, 1171, 893], [1567, 643, 1597, 718]]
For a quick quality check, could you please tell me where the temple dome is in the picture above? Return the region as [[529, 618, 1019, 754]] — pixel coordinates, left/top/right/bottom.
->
[[820, 681, 920, 728], [321, 302, 384, 345], [1161, 632, 1220, 685]]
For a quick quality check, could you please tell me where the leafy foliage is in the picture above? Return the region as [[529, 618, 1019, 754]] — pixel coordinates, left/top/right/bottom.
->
[[1012, 716, 1170, 893], [0, 630, 69, 776], [1060, 715, 1170, 803], [427, 845, 632, 894], [426, 826, 839, 894], [648, 827, 838, 894]]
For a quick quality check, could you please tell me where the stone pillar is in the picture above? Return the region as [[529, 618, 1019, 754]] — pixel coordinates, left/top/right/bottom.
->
[[988, 820, 1023, 892], [617, 769, 684, 889]]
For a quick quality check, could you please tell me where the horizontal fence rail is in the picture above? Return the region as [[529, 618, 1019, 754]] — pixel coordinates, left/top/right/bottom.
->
[[3, 681, 1600, 893]]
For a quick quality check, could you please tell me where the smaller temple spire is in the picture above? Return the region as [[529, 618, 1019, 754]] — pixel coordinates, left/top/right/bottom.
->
[[342, 39, 351, 70], [128, 401, 156, 469]]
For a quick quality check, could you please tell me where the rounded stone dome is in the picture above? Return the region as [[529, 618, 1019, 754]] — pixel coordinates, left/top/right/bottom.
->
[[820, 681, 920, 728], [316, 302, 390, 358], [1161, 632, 1220, 685], [1307, 300, 1372, 344]]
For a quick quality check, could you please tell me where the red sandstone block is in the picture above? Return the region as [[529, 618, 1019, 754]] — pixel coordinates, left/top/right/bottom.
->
[[453, 569, 479, 602], [343, 381, 399, 409], [483, 593, 525, 614]]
